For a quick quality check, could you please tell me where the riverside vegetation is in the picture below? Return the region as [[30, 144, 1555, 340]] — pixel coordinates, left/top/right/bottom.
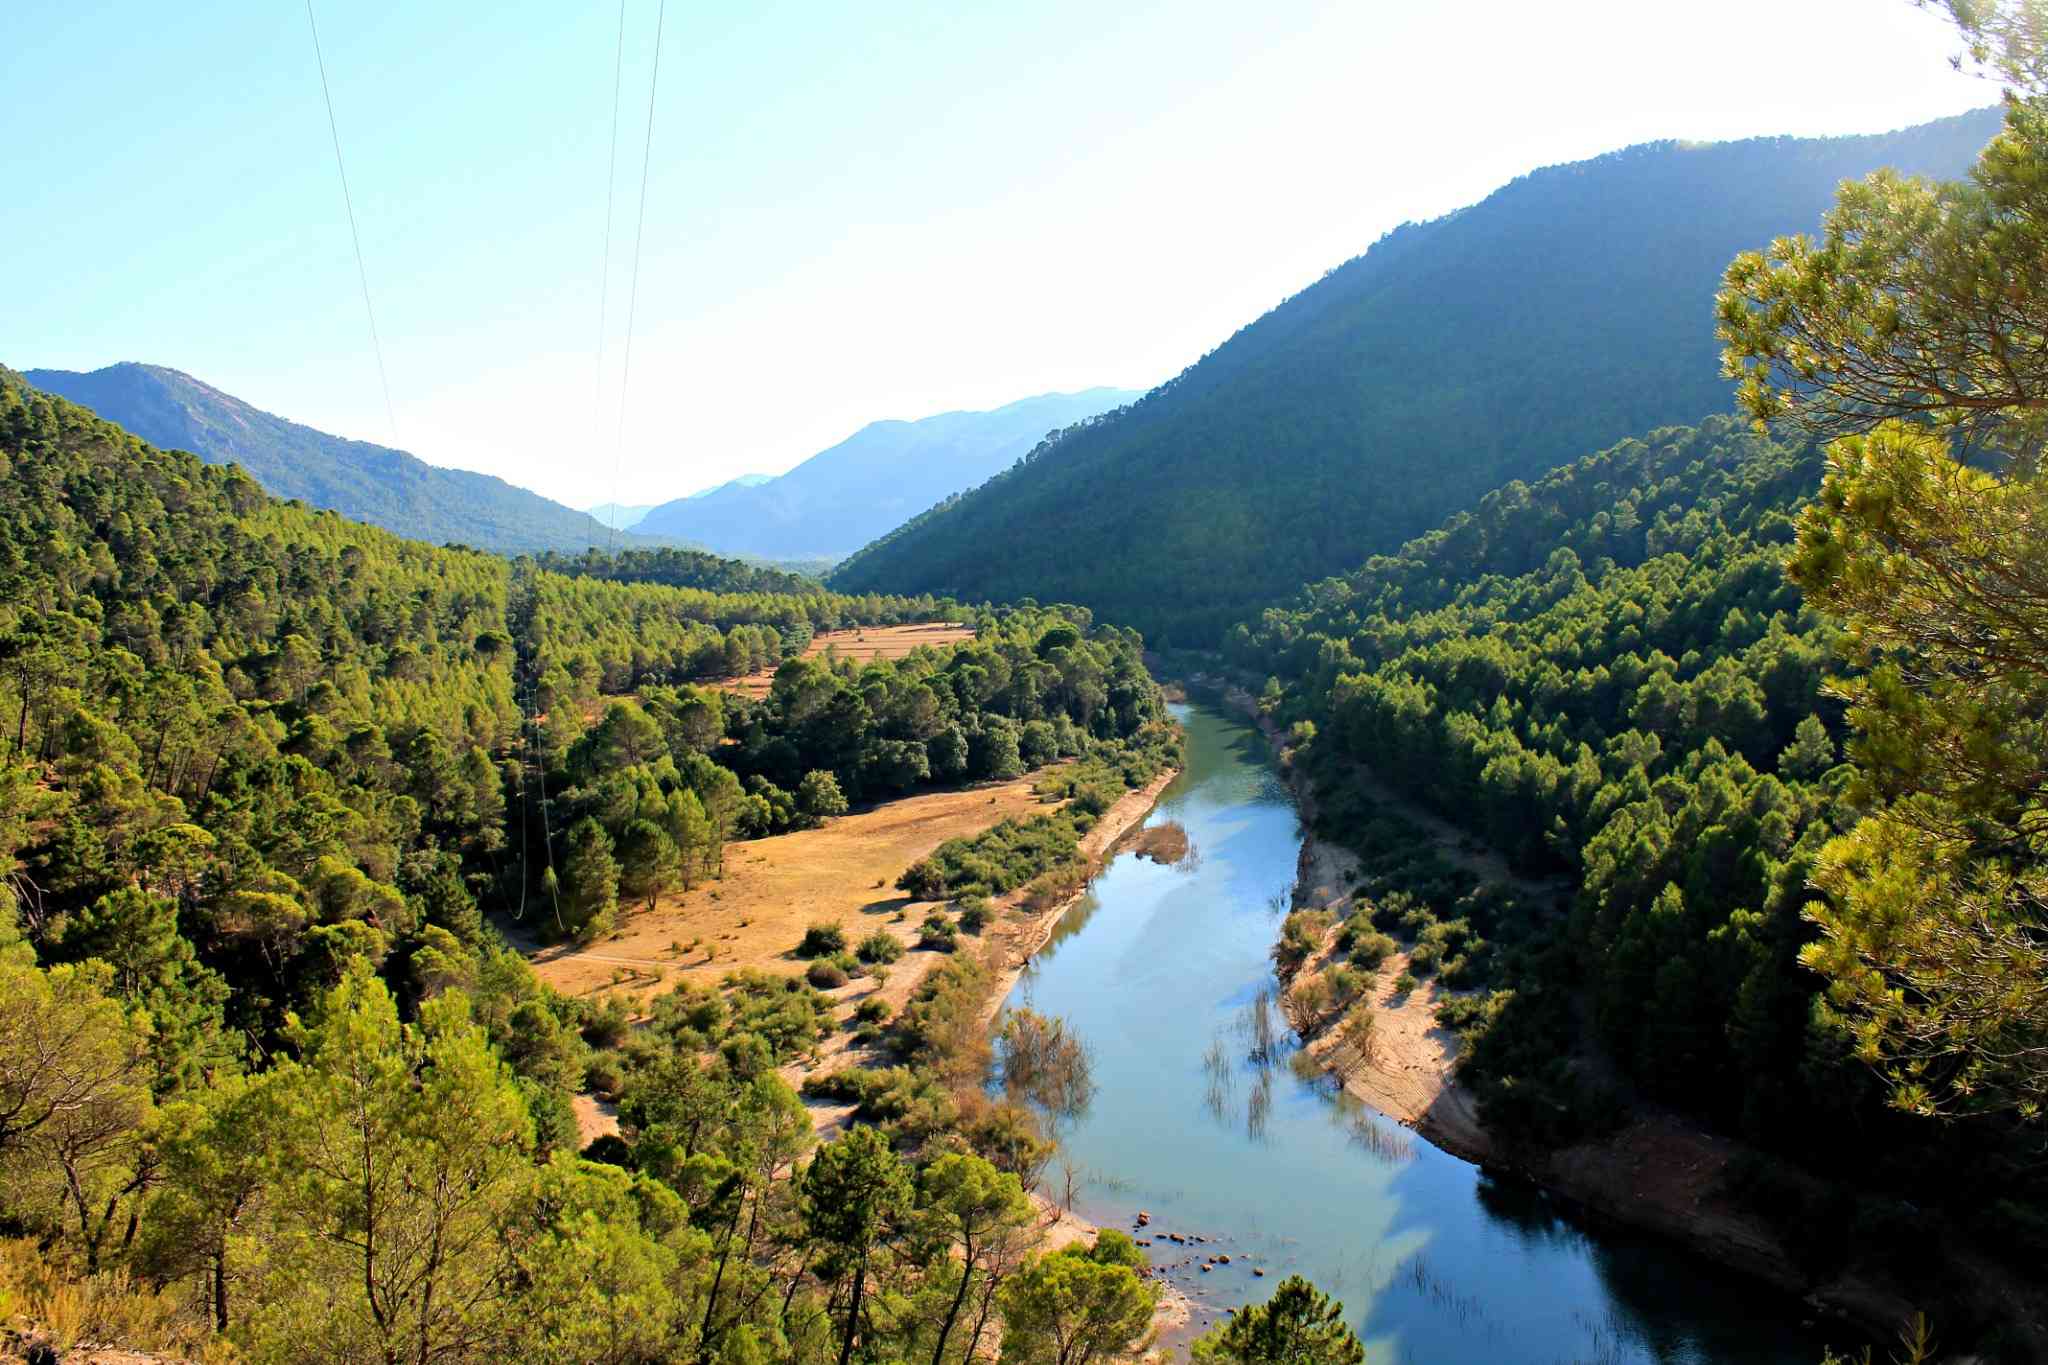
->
[[1216, 7, 2048, 1354], [9, 2, 2048, 1360], [0, 370, 1199, 1361]]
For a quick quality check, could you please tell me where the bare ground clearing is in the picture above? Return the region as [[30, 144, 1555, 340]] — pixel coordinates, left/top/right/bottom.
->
[[725, 621, 978, 698], [516, 753, 1192, 1351], [517, 771, 1052, 1003]]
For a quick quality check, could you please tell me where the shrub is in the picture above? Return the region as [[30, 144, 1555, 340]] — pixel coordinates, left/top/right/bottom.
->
[[0, 1240, 216, 1359], [1393, 971, 1420, 996], [854, 996, 892, 1024], [918, 912, 959, 953], [1339, 1003, 1377, 1061], [1348, 930, 1399, 970], [1408, 941, 1442, 976], [577, 995, 633, 1048], [1273, 909, 1334, 974], [856, 930, 904, 965], [957, 896, 993, 933], [797, 922, 847, 958], [584, 1054, 625, 1097], [1019, 863, 1088, 912], [1325, 965, 1363, 1007], [807, 960, 850, 989], [897, 858, 949, 900]]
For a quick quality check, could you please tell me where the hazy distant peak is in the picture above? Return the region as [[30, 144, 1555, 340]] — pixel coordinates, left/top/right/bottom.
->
[[630, 387, 1139, 562]]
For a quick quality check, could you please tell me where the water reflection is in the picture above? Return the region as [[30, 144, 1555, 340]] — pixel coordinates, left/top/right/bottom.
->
[[993, 702, 1834, 1365]]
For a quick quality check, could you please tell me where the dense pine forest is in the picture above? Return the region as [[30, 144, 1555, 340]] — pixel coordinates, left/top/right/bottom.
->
[[0, 370, 1193, 1363], [1228, 417, 2045, 1282], [1212, 26, 2048, 1347], [830, 110, 1999, 644], [10, 1, 2048, 1360], [24, 363, 642, 555]]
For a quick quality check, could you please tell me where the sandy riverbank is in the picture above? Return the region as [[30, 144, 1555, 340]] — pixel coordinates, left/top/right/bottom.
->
[[774, 760, 1193, 1348], [972, 768, 1181, 1029], [1185, 674, 2046, 1348]]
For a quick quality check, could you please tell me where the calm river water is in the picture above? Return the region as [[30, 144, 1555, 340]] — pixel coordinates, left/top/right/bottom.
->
[[996, 702, 1837, 1364]]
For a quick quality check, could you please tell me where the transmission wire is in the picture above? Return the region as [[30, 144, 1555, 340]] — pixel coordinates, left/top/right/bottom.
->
[[304, 0, 400, 447], [596, 0, 628, 549], [608, 0, 668, 556]]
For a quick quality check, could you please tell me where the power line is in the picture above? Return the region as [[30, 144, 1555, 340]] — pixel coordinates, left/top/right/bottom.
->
[[597, 0, 628, 550], [304, 0, 400, 447], [609, 0, 668, 554], [533, 684, 564, 936]]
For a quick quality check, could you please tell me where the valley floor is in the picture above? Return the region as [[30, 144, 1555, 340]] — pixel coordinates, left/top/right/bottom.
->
[[514, 758, 1194, 1351], [515, 770, 1053, 1002]]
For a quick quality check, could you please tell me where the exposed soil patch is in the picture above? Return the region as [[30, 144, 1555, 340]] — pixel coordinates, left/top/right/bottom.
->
[[515, 772, 1053, 1003], [571, 1092, 621, 1147], [1291, 946, 1490, 1161], [725, 622, 978, 698]]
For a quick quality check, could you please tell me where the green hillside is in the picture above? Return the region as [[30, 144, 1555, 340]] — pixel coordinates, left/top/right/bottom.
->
[[24, 361, 638, 554], [0, 368, 1175, 1359], [832, 110, 2000, 645], [1231, 412, 2045, 1313]]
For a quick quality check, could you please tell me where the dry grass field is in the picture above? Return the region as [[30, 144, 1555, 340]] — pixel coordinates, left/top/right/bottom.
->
[[724, 621, 976, 698], [522, 769, 1051, 1003]]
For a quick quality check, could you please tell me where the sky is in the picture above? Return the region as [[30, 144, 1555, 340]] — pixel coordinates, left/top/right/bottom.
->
[[2, 1, 1994, 509]]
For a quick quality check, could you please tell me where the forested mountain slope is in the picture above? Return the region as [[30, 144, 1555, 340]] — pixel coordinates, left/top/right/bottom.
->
[[1232, 415, 2045, 1298], [832, 108, 2001, 644], [636, 388, 1137, 561], [25, 361, 634, 554], [0, 367, 1181, 1360]]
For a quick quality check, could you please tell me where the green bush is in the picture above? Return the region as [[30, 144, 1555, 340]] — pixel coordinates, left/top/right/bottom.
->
[[806, 959, 849, 989], [797, 922, 847, 958], [856, 930, 904, 964], [1273, 908, 1333, 974], [1348, 930, 1399, 970], [918, 912, 959, 953]]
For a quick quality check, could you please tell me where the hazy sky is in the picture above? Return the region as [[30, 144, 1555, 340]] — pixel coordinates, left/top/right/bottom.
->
[[4, 1, 1992, 507]]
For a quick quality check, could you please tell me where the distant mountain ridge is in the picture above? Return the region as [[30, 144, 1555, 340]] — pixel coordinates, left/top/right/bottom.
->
[[830, 108, 2004, 644], [588, 502, 658, 531], [632, 388, 1139, 561], [25, 362, 629, 554]]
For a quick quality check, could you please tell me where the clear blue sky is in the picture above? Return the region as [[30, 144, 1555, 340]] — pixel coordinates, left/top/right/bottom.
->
[[3, 1, 1991, 507]]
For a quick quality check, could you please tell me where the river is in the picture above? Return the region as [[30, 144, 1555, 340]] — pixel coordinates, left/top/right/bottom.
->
[[996, 702, 1838, 1364]]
